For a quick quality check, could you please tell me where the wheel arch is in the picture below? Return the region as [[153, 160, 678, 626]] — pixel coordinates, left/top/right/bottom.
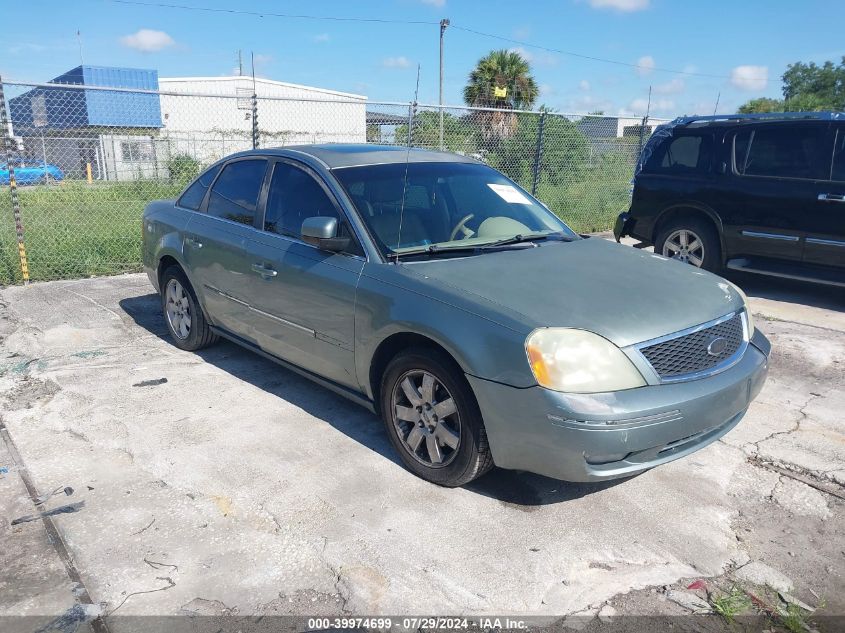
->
[[155, 250, 211, 318], [157, 254, 182, 287], [368, 332, 465, 416], [652, 203, 726, 262]]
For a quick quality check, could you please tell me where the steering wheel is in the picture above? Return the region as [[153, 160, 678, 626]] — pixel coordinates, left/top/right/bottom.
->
[[449, 214, 476, 241]]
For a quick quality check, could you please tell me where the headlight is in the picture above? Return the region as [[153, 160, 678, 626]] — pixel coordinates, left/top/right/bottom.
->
[[727, 281, 754, 336], [525, 328, 646, 393]]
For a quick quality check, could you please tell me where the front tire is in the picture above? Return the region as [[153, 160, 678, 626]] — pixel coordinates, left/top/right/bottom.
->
[[380, 348, 494, 487], [160, 266, 218, 351], [655, 216, 721, 273]]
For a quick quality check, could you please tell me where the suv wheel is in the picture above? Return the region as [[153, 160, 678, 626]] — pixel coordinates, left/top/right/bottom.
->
[[380, 348, 494, 487], [655, 217, 721, 272], [160, 266, 218, 351]]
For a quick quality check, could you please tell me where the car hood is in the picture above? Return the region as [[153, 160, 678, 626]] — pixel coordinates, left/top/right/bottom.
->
[[402, 237, 743, 348]]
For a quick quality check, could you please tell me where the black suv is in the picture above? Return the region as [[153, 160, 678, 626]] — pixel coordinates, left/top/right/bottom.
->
[[614, 113, 845, 286]]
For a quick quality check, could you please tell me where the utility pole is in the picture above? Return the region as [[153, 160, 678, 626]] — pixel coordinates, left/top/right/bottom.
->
[[439, 18, 449, 150], [238, 50, 243, 76]]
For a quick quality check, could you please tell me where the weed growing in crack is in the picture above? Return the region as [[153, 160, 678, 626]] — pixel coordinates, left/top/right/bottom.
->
[[710, 585, 752, 623]]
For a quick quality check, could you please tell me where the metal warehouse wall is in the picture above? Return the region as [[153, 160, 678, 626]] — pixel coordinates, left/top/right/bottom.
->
[[9, 66, 163, 131]]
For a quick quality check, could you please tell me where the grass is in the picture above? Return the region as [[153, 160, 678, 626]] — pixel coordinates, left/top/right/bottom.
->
[[710, 585, 752, 624], [0, 169, 631, 285], [0, 180, 185, 285]]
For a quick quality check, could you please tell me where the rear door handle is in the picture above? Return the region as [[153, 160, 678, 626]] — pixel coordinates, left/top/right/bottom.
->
[[818, 193, 845, 202], [251, 263, 278, 278], [185, 236, 203, 248]]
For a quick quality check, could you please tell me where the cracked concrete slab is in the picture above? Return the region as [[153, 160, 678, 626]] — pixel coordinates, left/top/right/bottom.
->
[[1, 271, 844, 622]]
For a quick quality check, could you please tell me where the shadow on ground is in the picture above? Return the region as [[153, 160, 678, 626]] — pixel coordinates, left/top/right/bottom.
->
[[119, 292, 622, 506], [723, 271, 845, 313]]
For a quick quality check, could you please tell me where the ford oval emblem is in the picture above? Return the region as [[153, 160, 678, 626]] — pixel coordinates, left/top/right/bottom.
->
[[707, 336, 729, 357]]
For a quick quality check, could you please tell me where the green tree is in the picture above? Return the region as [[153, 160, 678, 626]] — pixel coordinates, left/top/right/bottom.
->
[[395, 111, 480, 154], [782, 58, 845, 109], [488, 110, 589, 189], [463, 50, 539, 145], [738, 57, 845, 113], [737, 97, 785, 113]]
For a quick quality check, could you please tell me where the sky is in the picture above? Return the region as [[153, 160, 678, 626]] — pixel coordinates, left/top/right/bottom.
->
[[2, 0, 844, 119]]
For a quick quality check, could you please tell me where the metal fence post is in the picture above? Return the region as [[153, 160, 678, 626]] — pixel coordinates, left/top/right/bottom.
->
[[637, 114, 649, 159], [0, 77, 30, 284], [406, 102, 414, 147], [531, 110, 546, 196], [251, 92, 259, 149]]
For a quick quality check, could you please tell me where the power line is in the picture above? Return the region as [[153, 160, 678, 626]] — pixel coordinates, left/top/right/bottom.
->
[[109, 0, 771, 83], [449, 25, 771, 83], [110, 0, 439, 25]]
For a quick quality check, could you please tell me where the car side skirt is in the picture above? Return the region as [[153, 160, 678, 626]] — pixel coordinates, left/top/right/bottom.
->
[[210, 325, 377, 413]]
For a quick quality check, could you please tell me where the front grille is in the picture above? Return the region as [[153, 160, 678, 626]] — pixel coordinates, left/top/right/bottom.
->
[[640, 313, 745, 380]]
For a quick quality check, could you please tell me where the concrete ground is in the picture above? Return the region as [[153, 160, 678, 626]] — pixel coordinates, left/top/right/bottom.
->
[[0, 259, 843, 631]]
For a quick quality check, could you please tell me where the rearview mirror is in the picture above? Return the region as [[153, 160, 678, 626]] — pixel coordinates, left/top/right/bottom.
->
[[301, 216, 350, 252]]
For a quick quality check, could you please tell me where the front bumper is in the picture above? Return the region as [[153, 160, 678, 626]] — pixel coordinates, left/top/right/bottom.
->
[[467, 330, 770, 482]]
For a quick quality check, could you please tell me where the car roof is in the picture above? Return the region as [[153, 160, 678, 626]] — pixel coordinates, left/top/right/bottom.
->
[[226, 144, 480, 169]]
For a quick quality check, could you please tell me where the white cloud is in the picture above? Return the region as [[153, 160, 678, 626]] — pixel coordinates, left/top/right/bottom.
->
[[588, 0, 650, 11], [253, 53, 273, 65], [731, 65, 768, 91], [382, 56, 411, 69], [635, 55, 655, 76], [578, 79, 591, 92], [120, 29, 175, 53], [654, 77, 685, 95], [420, 0, 445, 6], [508, 46, 558, 67], [625, 97, 675, 115], [314, 33, 330, 43]]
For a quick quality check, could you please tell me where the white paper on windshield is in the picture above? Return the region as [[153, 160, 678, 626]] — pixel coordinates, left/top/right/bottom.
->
[[487, 183, 531, 204]]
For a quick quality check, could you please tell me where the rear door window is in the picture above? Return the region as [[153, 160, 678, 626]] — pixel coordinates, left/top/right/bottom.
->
[[734, 124, 829, 180], [644, 134, 711, 174], [178, 163, 221, 210], [206, 159, 268, 225]]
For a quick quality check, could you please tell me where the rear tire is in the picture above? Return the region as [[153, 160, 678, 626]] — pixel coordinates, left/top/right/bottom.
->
[[380, 348, 494, 487], [160, 265, 218, 351], [655, 216, 722, 273]]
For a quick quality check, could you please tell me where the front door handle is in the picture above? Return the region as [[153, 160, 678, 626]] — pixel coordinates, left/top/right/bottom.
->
[[818, 193, 845, 203], [185, 236, 203, 248], [251, 263, 278, 278]]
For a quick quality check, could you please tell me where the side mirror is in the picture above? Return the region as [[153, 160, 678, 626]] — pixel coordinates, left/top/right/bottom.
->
[[301, 216, 350, 252]]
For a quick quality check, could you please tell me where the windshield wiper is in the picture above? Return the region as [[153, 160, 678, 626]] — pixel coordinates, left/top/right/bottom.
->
[[390, 232, 574, 260], [476, 232, 574, 249]]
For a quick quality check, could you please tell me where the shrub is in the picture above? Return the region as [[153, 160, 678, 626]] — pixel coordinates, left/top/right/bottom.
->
[[166, 154, 201, 185]]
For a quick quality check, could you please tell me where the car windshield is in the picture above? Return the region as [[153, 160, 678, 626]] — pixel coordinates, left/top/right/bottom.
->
[[333, 161, 577, 257]]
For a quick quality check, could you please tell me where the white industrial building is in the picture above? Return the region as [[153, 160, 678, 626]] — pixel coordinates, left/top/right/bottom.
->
[[156, 76, 367, 164]]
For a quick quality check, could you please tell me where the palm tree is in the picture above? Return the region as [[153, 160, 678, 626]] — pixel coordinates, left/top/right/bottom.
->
[[463, 49, 539, 143]]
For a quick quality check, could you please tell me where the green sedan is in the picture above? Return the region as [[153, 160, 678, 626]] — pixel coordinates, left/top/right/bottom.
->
[[142, 145, 769, 487]]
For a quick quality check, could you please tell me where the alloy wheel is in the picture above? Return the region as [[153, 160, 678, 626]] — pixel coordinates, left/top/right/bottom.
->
[[663, 229, 705, 267], [165, 279, 192, 340], [391, 369, 461, 468]]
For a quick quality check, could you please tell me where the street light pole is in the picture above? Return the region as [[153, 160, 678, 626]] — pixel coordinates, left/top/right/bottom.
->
[[439, 18, 450, 150]]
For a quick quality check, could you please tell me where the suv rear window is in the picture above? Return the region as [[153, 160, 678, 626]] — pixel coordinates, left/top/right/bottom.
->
[[643, 134, 711, 174], [734, 125, 829, 180]]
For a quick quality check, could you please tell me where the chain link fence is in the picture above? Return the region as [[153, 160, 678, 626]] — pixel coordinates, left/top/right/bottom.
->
[[0, 77, 666, 284]]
